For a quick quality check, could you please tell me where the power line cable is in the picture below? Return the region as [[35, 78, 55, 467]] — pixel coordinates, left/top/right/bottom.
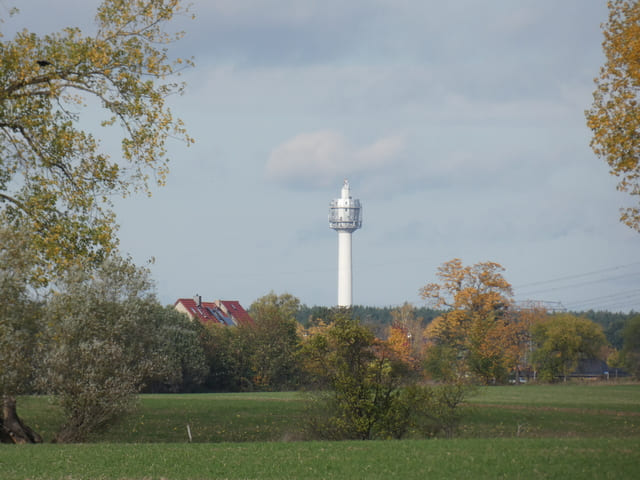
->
[[514, 261, 640, 290], [581, 298, 639, 312], [517, 271, 640, 297], [598, 302, 638, 311], [568, 288, 640, 305], [566, 289, 640, 310]]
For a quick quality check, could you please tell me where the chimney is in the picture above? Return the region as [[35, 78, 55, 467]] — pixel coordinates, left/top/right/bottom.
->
[[194, 294, 202, 307]]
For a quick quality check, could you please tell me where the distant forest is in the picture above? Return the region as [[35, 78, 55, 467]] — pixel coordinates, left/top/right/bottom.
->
[[295, 305, 637, 348], [295, 305, 441, 338], [577, 310, 638, 350]]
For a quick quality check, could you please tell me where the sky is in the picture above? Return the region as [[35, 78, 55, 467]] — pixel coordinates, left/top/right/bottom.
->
[[4, 1, 640, 312]]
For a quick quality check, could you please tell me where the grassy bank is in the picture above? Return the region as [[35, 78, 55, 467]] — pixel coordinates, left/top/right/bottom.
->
[[14, 384, 640, 443], [2, 438, 639, 480], [465, 383, 640, 438], [2, 384, 639, 479], [17, 392, 309, 443]]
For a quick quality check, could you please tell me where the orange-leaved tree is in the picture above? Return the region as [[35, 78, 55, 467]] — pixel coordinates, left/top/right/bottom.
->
[[387, 324, 416, 371], [420, 259, 519, 384], [386, 302, 424, 371], [586, 0, 640, 231], [509, 301, 550, 379]]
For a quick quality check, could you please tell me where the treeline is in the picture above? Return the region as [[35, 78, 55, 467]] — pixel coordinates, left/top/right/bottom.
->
[[4, 251, 640, 444], [574, 310, 638, 349], [296, 305, 442, 337], [1, 257, 474, 443], [200, 294, 640, 393], [297, 306, 638, 349]]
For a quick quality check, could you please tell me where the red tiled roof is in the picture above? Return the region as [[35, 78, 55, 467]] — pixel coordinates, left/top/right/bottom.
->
[[218, 300, 254, 326], [174, 298, 254, 326]]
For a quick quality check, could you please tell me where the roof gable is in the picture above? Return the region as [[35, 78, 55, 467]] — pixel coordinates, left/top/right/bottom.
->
[[219, 300, 254, 326], [174, 298, 254, 326]]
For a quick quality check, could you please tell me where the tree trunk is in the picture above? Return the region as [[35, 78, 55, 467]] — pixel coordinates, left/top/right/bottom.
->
[[0, 396, 42, 444]]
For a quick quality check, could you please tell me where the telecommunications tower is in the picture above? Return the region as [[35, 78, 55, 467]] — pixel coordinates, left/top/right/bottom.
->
[[329, 179, 362, 307]]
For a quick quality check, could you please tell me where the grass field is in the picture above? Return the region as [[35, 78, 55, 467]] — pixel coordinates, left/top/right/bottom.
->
[[2, 438, 639, 479], [1, 383, 639, 479], [466, 383, 640, 439]]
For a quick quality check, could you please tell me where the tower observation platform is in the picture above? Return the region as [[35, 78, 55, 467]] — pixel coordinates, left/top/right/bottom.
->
[[329, 180, 362, 232]]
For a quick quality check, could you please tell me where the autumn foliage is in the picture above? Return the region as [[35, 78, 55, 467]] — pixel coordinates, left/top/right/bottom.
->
[[299, 310, 473, 440], [420, 259, 521, 383], [0, 0, 194, 281], [0, 0, 193, 444], [587, 0, 640, 231]]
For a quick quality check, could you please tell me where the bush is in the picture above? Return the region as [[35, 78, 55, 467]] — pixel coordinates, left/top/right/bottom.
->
[[42, 257, 205, 442], [301, 311, 473, 440]]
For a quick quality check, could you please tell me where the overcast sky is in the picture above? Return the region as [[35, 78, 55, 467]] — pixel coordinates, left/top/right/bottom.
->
[[5, 1, 640, 312]]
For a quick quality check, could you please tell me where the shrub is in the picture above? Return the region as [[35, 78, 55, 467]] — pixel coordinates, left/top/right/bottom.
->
[[301, 311, 473, 440]]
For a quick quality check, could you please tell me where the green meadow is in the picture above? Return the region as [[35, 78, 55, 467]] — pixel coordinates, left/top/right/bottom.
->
[[1, 383, 639, 479]]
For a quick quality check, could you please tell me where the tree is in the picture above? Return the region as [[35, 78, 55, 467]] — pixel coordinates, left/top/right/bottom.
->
[[142, 306, 208, 393], [199, 323, 252, 392], [420, 259, 518, 383], [42, 256, 187, 442], [0, 0, 192, 443], [250, 291, 301, 323], [621, 315, 640, 377], [301, 311, 406, 440], [0, 226, 43, 443], [386, 382, 474, 439], [387, 303, 426, 373], [300, 309, 474, 440], [510, 302, 550, 380], [389, 302, 425, 362], [196, 293, 303, 392], [247, 292, 302, 390], [531, 314, 608, 382], [586, 0, 640, 231], [0, 0, 193, 279], [387, 324, 416, 370]]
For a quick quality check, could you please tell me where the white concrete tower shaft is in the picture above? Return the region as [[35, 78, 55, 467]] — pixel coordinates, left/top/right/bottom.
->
[[329, 179, 362, 307], [336, 230, 353, 306]]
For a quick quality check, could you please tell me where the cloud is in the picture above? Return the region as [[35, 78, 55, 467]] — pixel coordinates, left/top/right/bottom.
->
[[180, 0, 386, 66], [265, 131, 405, 189], [201, 0, 362, 25]]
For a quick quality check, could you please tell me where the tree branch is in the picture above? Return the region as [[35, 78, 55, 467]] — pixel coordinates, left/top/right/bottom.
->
[[0, 192, 28, 213]]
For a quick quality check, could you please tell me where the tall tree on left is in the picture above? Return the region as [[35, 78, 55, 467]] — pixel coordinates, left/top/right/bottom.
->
[[0, 226, 44, 443], [0, 0, 193, 443]]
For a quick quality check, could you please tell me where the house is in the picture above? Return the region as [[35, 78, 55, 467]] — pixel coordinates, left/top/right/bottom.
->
[[570, 358, 629, 380], [174, 295, 254, 327]]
